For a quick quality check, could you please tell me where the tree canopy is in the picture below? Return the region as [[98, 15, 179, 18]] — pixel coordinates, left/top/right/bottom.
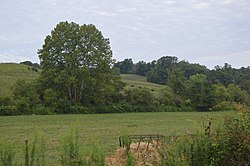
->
[[38, 21, 122, 107]]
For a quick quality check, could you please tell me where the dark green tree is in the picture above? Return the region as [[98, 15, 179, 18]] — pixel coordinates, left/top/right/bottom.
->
[[187, 74, 214, 110], [227, 84, 250, 105], [147, 56, 178, 84], [168, 66, 186, 95], [114, 58, 134, 74]]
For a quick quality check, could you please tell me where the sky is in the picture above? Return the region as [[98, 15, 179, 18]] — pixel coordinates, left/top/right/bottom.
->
[[0, 0, 250, 69]]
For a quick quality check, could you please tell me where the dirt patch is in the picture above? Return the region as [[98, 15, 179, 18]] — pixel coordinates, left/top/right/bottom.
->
[[106, 141, 162, 166]]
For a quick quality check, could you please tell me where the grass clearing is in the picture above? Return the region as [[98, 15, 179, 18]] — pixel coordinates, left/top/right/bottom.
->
[[0, 63, 40, 96], [0, 111, 231, 164], [121, 74, 166, 96]]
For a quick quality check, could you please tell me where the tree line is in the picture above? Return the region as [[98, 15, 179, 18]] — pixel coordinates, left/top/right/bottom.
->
[[0, 21, 249, 115], [114, 57, 250, 111]]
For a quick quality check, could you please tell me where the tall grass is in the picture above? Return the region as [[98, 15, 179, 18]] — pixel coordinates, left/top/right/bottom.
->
[[0, 143, 15, 166], [60, 127, 84, 166], [161, 111, 250, 166], [24, 134, 46, 166]]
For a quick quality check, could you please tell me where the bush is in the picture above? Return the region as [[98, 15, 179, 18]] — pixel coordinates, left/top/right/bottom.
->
[[179, 106, 195, 112], [70, 105, 94, 114], [212, 101, 250, 112], [158, 105, 180, 112], [34, 105, 55, 115], [0, 106, 18, 116], [0, 96, 13, 106]]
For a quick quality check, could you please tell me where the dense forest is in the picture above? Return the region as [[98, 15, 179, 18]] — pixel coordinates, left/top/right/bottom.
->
[[0, 21, 249, 115]]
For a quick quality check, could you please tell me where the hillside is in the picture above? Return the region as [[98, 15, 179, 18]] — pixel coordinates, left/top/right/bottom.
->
[[121, 74, 166, 96], [0, 63, 40, 96], [0, 63, 165, 97]]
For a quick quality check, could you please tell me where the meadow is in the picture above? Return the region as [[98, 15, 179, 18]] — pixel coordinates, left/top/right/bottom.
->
[[0, 111, 231, 164], [0, 63, 40, 96], [121, 74, 166, 96]]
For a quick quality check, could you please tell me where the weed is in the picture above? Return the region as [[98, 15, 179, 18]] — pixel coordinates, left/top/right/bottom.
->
[[60, 128, 84, 166], [125, 152, 136, 166]]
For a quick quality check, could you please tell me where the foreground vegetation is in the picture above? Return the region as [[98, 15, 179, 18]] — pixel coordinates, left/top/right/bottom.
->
[[0, 111, 231, 164]]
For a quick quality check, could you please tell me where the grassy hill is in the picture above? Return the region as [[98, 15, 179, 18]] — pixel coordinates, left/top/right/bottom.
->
[[0, 63, 40, 96], [121, 74, 166, 96], [0, 63, 164, 97]]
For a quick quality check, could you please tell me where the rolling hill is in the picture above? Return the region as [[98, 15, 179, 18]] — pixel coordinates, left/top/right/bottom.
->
[[0, 63, 40, 96], [121, 74, 166, 96], [0, 63, 165, 97]]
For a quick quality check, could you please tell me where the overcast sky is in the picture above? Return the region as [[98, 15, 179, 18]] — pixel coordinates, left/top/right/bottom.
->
[[0, 0, 250, 69]]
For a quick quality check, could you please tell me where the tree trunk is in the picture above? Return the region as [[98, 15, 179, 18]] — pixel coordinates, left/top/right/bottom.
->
[[79, 78, 84, 102]]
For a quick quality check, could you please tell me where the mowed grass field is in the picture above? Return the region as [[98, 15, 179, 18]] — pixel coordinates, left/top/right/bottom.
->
[[0, 111, 232, 164], [0, 63, 40, 96], [121, 74, 166, 96]]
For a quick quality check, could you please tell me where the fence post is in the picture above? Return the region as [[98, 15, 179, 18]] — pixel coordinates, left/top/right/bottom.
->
[[25, 140, 29, 166]]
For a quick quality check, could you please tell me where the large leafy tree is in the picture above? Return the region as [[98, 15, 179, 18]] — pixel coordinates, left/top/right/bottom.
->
[[38, 21, 122, 105], [187, 74, 214, 110], [147, 56, 178, 84]]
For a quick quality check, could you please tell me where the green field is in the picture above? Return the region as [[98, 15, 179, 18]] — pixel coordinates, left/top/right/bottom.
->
[[0, 63, 40, 96], [0, 111, 231, 164]]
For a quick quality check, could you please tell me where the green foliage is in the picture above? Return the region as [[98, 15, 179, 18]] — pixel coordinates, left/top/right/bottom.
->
[[114, 58, 134, 74], [13, 79, 41, 113], [227, 83, 250, 105], [0, 106, 18, 116], [187, 74, 214, 110], [60, 128, 84, 166], [24, 135, 46, 166], [87, 146, 105, 166], [0, 96, 13, 106], [168, 66, 186, 95], [38, 21, 121, 106], [212, 84, 231, 105], [124, 88, 154, 107], [241, 80, 250, 95], [0, 143, 15, 166], [161, 111, 250, 165], [147, 56, 178, 84], [125, 152, 136, 166]]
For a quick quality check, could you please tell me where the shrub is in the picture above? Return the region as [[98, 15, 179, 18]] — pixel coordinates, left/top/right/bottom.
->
[[70, 105, 94, 114], [0, 106, 18, 116], [0, 96, 13, 106], [212, 101, 250, 112], [34, 105, 55, 115]]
